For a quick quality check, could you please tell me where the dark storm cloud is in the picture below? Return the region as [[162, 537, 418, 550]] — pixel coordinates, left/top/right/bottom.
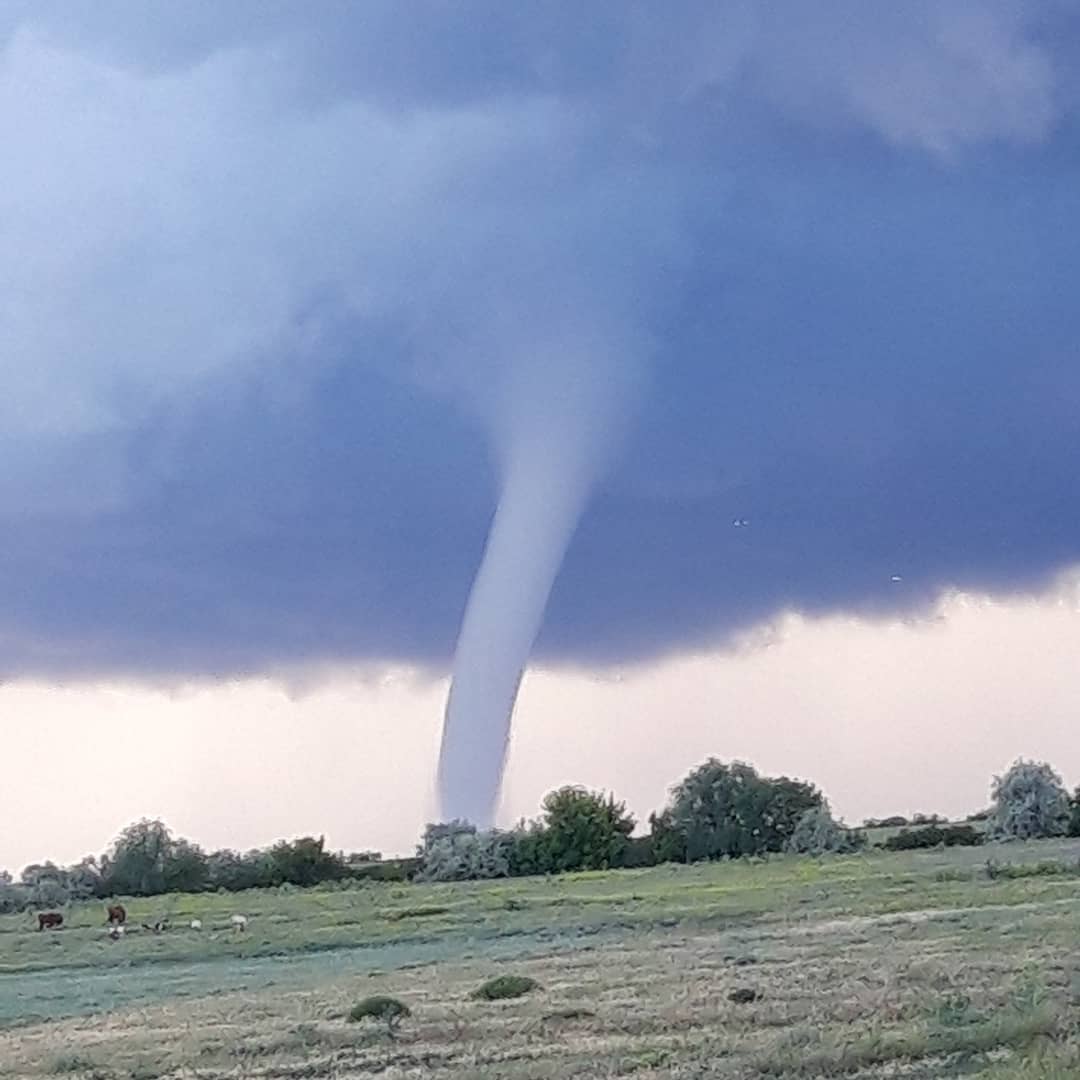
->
[[2, 2, 1079, 678]]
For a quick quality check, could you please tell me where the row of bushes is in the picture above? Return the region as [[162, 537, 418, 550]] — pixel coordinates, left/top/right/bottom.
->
[[414, 758, 1080, 882], [3, 757, 1078, 906], [414, 761, 866, 883], [0, 831, 415, 914]]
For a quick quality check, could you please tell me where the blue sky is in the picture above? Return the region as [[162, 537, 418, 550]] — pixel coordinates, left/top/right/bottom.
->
[[2, 1, 1078, 680]]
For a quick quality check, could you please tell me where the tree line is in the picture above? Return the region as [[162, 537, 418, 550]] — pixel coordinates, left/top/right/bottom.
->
[[2, 756, 1078, 910]]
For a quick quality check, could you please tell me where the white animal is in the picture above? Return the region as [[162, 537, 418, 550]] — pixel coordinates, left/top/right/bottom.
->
[[190, 919, 202, 931], [230, 914, 248, 931], [107, 924, 125, 941]]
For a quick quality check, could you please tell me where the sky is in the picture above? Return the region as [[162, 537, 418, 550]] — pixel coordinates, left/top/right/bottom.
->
[[1, 3, 1079, 870]]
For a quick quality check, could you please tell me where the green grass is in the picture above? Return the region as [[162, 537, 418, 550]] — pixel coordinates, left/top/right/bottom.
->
[[2, 836, 1079, 1078]]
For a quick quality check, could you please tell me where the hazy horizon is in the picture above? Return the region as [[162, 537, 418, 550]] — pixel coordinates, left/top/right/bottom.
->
[[4, 573, 1077, 875]]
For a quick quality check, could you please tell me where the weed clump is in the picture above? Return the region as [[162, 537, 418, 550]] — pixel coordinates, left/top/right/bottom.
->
[[384, 904, 450, 920], [347, 995, 410, 1033], [472, 974, 540, 1001], [544, 1006, 596, 1021]]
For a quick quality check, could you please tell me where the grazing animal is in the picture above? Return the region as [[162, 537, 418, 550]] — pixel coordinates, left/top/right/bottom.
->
[[106, 904, 126, 925], [108, 925, 125, 941], [37, 912, 63, 931], [189, 919, 202, 931], [230, 914, 248, 931]]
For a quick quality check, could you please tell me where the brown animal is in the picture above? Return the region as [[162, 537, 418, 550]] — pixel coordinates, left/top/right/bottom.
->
[[37, 912, 63, 931], [106, 904, 126, 925]]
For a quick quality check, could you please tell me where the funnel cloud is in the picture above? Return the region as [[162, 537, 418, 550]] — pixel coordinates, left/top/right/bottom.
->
[[438, 347, 646, 824], [0, 1, 1077, 757]]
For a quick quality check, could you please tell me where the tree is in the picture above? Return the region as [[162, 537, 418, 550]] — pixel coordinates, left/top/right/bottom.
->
[[102, 819, 174, 896], [785, 805, 864, 855], [646, 810, 686, 864], [1069, 786, 1080, 838], [988, 759, 1070, 841], [267, 836, 345, 887], [0, 876, 28, 915], [206, 848, 276, 892], [67, 857, 106, 900], [756, 776, 824, 852], [534, 786, 635, 873], [21, 862, 71, 908], [163, 839, 209, 893], [665, 759, 824, 862]]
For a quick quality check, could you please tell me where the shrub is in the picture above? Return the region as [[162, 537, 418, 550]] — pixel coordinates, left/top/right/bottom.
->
[[537, 787, 636, 873], [785, 805, 865, 855], [665, 759, 824, 861], [1069, 786, 1080, 838], [988, 759, 1070, 841], [544, 1006, 596, 1021], [882, 824, 983, 851], [863, 815, 909, 829], [416, 826, 514, 882], [472, 975, 540, 1001], [267, 836, 346, 887], [347, 995, 410, 1032]]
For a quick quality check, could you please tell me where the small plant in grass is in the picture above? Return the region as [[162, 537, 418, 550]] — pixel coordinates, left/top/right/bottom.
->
[[933, 991, 982, 1028], [544, 1006, 596, 1021], [472, 974, 539, 1000], [347, 995, 410, 1035], [49, 1053, 102, 1075]]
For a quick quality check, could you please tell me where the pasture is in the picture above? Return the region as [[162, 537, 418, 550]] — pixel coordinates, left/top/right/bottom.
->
[[3, 838, 1080, 1078]]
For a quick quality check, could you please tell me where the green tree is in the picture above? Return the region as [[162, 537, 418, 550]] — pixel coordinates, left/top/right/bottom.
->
[[665, 759, 825, 861], [21, 862, 70, 908], [988, 759, 1070, 841], [206, 848, 276, 892], [67, 857, 106, 900], [756, 776, 823, 852], [163, 839, 209, 893], [1068, 786, 1080, 838], [102, 819, 173, 896], [646, 809, 686, 864], [267, 836, 345, 887], [534, 786, 635, 873]]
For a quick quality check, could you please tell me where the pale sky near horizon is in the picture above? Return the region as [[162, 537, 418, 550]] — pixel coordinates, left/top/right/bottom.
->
[[3, 573, 1076, 875]]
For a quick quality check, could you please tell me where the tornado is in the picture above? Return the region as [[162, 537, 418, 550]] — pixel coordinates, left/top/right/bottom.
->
[[436, 344, 640, 826]]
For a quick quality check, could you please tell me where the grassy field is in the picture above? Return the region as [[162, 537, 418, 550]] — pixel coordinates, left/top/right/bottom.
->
[[3, 838, 1080, 1078]]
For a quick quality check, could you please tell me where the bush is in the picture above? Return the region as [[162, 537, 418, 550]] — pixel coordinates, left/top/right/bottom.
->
[[665, 759, 824, 862], [347, 995, 410, 1032], [863, 815, 909, 829], [537, 787, 636, 873], [472, 975, 540, 1001], [785, 805, 865, 855], [0, 879, 29, 914], [416, 826, 513, 883], [988, 759, 1070, 841], [1069, 787, 1080, 838], [620, 834, 659, 869], [345, 858, 418, 883], [267, 836, 346, 887], [882, 824, 983, 851]]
